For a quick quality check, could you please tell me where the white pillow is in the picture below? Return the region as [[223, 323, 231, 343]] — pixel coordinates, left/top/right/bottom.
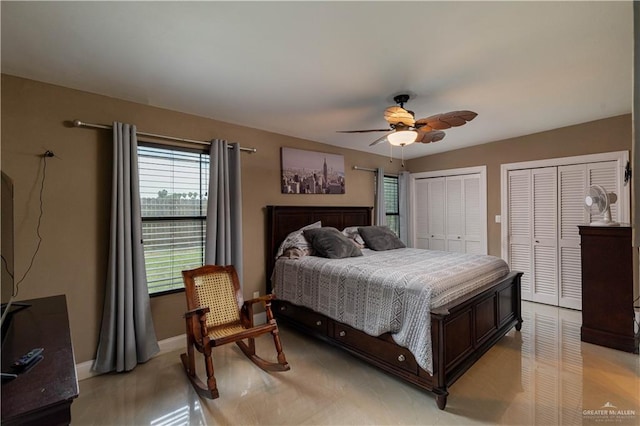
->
[[342, 226, 366, 248], [275, 221, 322, 259]]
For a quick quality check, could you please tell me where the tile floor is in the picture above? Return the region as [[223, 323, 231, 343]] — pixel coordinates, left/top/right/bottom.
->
[[71, 302, 639, 425]]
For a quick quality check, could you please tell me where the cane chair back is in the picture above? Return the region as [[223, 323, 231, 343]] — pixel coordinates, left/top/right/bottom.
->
[[192, 270, 241, 332]]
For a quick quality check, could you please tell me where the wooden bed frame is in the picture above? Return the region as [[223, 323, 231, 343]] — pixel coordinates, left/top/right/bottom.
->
[[265, 205, 523, 410]]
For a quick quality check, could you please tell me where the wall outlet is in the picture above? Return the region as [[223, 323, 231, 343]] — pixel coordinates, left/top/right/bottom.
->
[[495, 215, 501, 223], [253, 291, 260, 299], [634, 308, 639, 335]]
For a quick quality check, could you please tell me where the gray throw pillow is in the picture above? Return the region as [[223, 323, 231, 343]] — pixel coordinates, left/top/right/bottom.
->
[[358, 226, 406, 251], [303, 227, 363, 259]]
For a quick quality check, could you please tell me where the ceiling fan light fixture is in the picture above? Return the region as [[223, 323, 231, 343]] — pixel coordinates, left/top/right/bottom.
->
[[387, 130, 417, 146]]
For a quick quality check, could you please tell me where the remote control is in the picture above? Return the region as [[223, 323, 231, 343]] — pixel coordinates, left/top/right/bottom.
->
[[12, 348, 44, 371], [1, 372, 18, 381]]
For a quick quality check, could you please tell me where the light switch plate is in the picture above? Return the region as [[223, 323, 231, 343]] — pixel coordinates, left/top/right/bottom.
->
[[495, 215, 501, 223]]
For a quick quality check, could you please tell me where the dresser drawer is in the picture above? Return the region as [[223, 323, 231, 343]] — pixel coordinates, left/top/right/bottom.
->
[[332, 323, 418, 374], [274, 301, 328, 335]]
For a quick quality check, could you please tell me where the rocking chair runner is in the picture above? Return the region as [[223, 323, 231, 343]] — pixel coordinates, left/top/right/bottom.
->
[[180, 265, 290, 399]]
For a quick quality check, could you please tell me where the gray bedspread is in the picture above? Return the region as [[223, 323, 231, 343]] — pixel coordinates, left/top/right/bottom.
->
[[272, 248, 510, 374]]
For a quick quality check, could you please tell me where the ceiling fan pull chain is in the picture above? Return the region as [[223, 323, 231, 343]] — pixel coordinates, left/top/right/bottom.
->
[[401, 146, 405, 168], [389, 143, 393, 163]]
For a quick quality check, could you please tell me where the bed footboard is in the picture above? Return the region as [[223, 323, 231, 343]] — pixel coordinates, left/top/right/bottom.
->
[[429, 271, 523, 409]]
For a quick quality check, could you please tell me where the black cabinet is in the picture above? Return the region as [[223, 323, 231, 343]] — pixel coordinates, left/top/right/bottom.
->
[[578, 225, 638, 353]]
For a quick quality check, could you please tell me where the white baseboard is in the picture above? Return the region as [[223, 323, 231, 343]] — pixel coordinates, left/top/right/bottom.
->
[[76, 359, 97, 381], [76, 313, 267, 381]]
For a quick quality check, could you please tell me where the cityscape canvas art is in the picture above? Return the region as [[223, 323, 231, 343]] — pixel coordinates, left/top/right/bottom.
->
[[281, 147, 345, 194]]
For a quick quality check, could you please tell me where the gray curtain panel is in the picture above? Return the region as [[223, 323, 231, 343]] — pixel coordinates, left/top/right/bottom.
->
[[93, 122, 159, 374], [375, 167, 387, 226], [206, 140, 244, 287], [398, 171, 410, 244]]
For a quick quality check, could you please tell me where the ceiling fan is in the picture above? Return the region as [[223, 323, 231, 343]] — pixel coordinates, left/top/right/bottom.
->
[[338, 94, 477, 147]]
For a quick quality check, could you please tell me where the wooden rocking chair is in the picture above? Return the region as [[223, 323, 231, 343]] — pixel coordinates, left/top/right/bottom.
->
[[180, 265, 290, 399]]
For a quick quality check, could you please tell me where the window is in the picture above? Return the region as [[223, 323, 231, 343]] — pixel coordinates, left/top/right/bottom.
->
[[384, 175, 400, 236], [138, 144, 209, 295]]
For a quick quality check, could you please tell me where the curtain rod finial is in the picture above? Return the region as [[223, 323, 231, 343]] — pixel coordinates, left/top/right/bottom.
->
[[73, 119, 83, 127]]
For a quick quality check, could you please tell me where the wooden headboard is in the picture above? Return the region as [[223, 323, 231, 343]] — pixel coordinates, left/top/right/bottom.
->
[[265, 205, 372, 293]]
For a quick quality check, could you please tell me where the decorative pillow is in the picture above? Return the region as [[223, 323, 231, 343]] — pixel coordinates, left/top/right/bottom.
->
[[303, 227, 363, 259], [280, 247, 313, 259], [358, 226, 406, 251], [342, 226, 367, 248], [275, 221, 321, 259]]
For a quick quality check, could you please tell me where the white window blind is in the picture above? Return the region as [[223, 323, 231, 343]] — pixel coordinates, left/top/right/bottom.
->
[[383, 176, 400, 236], [138, 145, 209, 294]]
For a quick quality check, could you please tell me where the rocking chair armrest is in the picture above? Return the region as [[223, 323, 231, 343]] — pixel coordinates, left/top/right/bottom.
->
[[240, 294, 276, 328], [243, 294, 275, 307], [184, 306, 210, 342], [184, 306, 211, 319]]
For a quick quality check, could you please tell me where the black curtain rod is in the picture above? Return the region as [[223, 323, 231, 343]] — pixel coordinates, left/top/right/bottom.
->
[[71, 119, 257, 153]]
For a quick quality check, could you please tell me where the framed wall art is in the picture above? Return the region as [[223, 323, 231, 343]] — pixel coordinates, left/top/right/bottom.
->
[[281, 147, 345, 194]]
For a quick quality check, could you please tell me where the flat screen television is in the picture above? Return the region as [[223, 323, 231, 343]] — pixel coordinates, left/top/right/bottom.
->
[[1, 171, 28, 340], [1, 171, 15, 308]]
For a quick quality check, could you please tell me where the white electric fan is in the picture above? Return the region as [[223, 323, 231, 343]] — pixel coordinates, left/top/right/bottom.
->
[[584, 184, 619, 226]]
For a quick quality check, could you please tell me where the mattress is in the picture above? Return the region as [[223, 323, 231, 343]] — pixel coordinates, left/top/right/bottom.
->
[[272, 248, 510, 374]]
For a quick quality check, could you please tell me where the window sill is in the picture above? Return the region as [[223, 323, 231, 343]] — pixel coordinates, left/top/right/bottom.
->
[[150, 287, 185, 298]]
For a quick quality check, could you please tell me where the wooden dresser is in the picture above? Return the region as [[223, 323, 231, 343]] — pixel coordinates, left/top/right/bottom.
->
[[1, 295, 79, 425], [578, 225, 639, 353]]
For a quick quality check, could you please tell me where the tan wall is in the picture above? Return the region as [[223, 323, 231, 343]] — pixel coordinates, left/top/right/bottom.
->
[[1, 75, 403, 363], [406, 114, 632, 257]]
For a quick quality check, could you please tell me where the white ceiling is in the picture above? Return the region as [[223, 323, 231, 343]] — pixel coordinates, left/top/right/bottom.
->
[[1, 1, 633, 159]]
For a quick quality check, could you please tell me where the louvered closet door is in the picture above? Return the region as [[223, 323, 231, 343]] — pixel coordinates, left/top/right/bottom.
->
[[445, 176, 464, 253], [508, 169, 532, 301], [427, 178, 446, 250], [505, 157, 624, 310], [463, 175, 483, 254], [413, 179, 430, 249], [558, 165, 586, 310], [531, 168, 558, 306], [588, 161, 619, 222]]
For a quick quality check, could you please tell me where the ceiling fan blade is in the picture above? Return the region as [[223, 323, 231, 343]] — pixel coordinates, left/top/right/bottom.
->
[[415, 110, 477, 130], [369, 132, 393, 146], [455, 110, 478, 122], [417, 131, 446, 144], [337, 129, 390, 133], [416, 124, 433, 133]]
